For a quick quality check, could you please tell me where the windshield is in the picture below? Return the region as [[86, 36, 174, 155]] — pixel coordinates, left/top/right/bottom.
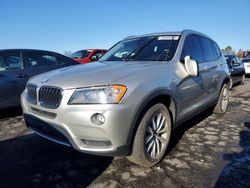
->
[[70, 50, 92, 59], [99, 35, 180, 62]]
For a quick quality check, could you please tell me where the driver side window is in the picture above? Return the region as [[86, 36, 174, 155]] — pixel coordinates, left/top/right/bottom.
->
[[0, 51, 22, 71], [90, 51, 102, 60], [181, 35, 203, 63], [231, 57, 237, 66], [25, 51, 57, 68]]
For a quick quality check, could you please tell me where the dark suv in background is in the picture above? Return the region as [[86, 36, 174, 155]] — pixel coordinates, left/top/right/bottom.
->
[[224, 55, 245, 88], [0, 49, 79, 109]]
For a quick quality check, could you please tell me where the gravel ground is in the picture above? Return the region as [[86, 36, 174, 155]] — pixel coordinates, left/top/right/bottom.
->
[[0, 79, 249, 188]]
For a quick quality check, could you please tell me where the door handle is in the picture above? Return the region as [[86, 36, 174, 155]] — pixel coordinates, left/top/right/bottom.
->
[[15, 74, 28, 78], [204, 66, 208, 72]]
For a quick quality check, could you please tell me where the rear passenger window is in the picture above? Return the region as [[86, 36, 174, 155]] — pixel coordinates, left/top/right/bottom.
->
[[25, 52, 57, 68], [200, 37, 215, 62], [181, 35, 203, 63]]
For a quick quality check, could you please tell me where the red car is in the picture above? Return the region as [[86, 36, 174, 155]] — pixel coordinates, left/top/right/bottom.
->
[[70, 49, 106, 64]]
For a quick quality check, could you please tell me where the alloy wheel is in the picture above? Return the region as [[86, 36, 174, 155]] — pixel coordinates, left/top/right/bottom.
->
[[144, 112, 169, 160]]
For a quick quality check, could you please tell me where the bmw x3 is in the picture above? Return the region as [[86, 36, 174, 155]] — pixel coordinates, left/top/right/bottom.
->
[[21, 30, 230, 166]]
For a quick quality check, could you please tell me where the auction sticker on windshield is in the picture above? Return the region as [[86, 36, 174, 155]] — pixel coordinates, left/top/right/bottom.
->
[[158, 36, 173, 40], [158, 36, 179, 40]]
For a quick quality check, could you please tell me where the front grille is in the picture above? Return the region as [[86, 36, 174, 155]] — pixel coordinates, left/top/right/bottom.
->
[[38, 86, 62, 109], [27, 84, 37, 105]]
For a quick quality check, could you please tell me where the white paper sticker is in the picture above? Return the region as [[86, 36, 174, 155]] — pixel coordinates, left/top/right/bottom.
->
[[158, 36, 173, 40], [173, 36, 179, 40]]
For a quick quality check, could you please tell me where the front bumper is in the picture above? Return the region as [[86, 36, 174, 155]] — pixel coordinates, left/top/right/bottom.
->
[[21, 88, 136, 156]]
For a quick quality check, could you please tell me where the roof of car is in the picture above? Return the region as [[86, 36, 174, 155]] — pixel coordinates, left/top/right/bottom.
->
[[75, 49, 107, 52], [0, 49, 62, 54], [124, 29, 209, 40]]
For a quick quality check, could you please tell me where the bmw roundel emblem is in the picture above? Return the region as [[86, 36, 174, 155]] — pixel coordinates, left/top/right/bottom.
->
[[41, 79, 49, 84]]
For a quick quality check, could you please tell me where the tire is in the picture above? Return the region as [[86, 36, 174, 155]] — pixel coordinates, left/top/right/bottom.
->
[[127, 103, 172, 167], [228, 78, 233, 90], [213, 84, 229, 114], [240, 74, 245, 85]]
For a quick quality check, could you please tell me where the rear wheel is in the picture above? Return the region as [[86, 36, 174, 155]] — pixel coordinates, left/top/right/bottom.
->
[[213, 84, 229, 114], [127, 103, 171, 167]]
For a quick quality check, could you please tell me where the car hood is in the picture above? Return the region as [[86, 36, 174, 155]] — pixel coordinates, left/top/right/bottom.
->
[[29, 61, 154, 89]]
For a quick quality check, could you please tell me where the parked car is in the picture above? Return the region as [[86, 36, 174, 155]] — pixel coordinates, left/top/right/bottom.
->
[[242, 58, 250, 75], [70, 49, 106, 64], [224, 55, 245, 89], [0, 49, 79, 109], [243, 51, 250, 58], [21, 30, 230, 167]]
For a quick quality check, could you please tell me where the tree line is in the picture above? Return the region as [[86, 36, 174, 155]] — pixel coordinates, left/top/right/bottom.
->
[[222, 46, 250, 58]]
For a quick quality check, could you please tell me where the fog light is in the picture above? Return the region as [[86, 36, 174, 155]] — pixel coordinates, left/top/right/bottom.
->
[[91, 113, 105, 125], [81, 139, 112, 146]]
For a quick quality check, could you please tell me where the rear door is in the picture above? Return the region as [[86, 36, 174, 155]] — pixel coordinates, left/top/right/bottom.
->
[[0, 50, 27, 108], [199, 36, 219, 101]]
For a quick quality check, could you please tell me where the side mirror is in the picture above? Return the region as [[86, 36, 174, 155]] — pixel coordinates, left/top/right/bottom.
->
[[184, 56, 198, 77], [90, 55, 97, 61]]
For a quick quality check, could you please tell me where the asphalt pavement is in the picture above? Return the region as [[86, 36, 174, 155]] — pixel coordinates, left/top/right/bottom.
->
[[0, 79, 249, 188]]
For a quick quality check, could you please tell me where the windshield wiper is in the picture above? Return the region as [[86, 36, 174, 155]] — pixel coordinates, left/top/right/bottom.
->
[[125, 38, 156, 61]]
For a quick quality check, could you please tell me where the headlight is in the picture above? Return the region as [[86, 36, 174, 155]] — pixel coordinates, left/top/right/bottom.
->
[[68, 85, 127, 104]]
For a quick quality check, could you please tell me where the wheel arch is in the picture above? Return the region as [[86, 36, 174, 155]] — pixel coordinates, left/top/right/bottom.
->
[[223, 76, 231, 86], [219, 75, 231, 94], [126, 89, 177, 155]]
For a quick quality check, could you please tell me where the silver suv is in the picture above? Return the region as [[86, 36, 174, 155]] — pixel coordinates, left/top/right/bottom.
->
[[21, 30, 230, 167]]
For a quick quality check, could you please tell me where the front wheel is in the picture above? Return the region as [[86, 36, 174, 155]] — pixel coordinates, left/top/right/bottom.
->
[[213, 84, 229, 114], [127, 103, 172, 167], [240, 74, 245, 85], [228, 78, 233, 90]]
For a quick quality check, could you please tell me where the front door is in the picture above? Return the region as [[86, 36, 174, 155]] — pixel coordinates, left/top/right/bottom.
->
[[22, 50, 59, 78], [176, 34, 207, 118], [0, 50, 27, 108]]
